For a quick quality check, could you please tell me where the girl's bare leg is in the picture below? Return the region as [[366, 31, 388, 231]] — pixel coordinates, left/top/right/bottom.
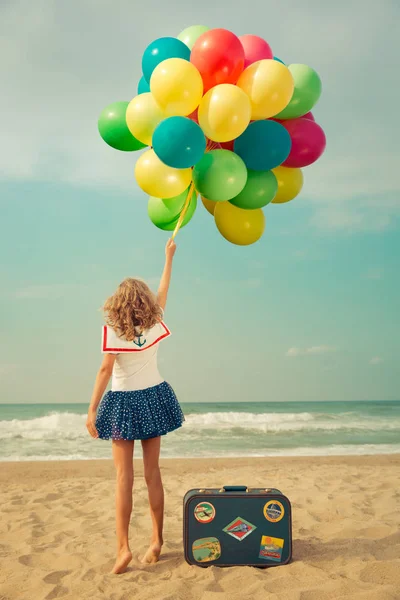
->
[[140, 436, 164, 564], [111, 439, 134, 574]]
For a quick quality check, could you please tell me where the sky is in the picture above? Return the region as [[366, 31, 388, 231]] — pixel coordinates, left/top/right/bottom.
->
[[0, 0, 399, 403]]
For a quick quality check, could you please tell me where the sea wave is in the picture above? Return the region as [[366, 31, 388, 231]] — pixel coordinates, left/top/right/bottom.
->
[[184, 411, 400, 433], [1, 410, 400, 440], [1, 443, 400, 462]]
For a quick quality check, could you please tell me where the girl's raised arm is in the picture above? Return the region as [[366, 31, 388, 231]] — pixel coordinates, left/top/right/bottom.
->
[[157, 239, 176, 311]]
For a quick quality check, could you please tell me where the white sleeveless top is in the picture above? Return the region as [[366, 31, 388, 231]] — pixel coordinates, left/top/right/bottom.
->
[[101, 321, 171, 392]]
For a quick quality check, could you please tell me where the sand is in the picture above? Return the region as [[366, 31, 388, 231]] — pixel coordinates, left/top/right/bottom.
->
[[0, 455, 399, 600]]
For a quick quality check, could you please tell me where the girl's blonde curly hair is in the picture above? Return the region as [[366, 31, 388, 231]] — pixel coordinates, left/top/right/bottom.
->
[[103, 278, 163, 341]]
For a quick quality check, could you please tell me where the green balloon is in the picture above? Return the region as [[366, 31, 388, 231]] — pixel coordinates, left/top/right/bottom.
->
[[98, 101, 146, 152], [230, 170, 278, 209], [163, 196, 197, 231], [148, 188, 197, 231], [193, 150, 248, 202], [177, 25, 209, 50], [275, 65, 322, 120]]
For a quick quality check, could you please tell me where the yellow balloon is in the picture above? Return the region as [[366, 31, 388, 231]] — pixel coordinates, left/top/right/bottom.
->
[[214, 202, 265, 246], [150, 58, 203, 117], [126, 93, 164, 145], [135, 149, 192, 199], [201, 196, 217, 215], [272, 166, 304, 203], [237, 60, 295, 120], [198, 84, 251, 143]]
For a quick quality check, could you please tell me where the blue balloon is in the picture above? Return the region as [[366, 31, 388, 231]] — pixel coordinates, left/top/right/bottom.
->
[[234, 121, 292, 171], [153, 117, 206, 169], [142, 37, 191, 83], [137, 75, 150, 95], [274, 56, 285, 65]]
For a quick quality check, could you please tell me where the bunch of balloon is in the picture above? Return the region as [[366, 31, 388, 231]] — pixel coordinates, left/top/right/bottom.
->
[[98, 26, 326, 246]]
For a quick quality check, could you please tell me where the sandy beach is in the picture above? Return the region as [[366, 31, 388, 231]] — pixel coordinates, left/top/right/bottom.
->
[[0, 455, 399, 600]]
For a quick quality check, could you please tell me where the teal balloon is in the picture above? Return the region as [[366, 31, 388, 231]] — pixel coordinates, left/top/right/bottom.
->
[[275, 64, 322, 120], [274, 56, 285, 65], [234, 120, 291, 171], [137, 76, 150, 95], [230, 170, 278, 209], [98, 101, 146, 152], [193, 150, 248, 202], [148, 188, 197, 231], [142, 37, 190, 83], [153, 117, 206, 169]]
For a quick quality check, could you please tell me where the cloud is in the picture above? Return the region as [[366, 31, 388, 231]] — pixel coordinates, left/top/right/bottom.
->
[[370, 356, 384, 365], [309, 191, 399, 233], [0, 0, 399, 231], [286, 346, 336, 357]]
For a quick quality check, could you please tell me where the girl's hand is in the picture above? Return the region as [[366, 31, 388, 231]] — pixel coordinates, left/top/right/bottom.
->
[[165, 239, 176, 261], [86, 409, 99, 438]]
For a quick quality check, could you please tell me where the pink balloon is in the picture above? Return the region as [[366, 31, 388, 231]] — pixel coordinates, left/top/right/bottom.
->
[[282, 118, 326, 168], [239, 35, 273, 68], [274, 112, 314, 124]]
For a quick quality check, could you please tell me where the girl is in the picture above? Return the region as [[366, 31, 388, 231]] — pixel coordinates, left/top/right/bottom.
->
[[86, 239, 184, 574]]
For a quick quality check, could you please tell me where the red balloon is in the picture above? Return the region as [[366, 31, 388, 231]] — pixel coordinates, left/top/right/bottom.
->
[[190, 28, 245, 92], [302, 112, 315, 121], [217, 140, 235, 152], [282, 118, 326, 168], [218, 140, 235, 151], [188, 108, 199, 123]]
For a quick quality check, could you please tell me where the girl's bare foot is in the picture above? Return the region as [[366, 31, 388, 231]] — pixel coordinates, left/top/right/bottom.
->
[[141, 541, 162, 565], [111, 548, 133, 574]]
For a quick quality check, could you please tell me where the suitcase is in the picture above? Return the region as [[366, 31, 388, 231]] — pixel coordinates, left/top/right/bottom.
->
[[183, 485, 292, 567]]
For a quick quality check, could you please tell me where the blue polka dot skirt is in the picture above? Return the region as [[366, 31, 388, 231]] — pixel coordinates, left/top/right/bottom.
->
[[95, 381, 185, 441]]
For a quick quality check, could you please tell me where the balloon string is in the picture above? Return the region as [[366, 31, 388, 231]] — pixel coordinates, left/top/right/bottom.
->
[[171, 139, 218, 240], [207, 140, 218, 151], [171, 181, 196, 240]]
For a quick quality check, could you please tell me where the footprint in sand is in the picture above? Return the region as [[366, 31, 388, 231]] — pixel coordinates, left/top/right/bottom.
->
[[43, 570, 71, 585], [18, 554, 33, 567], [81, 567, 96, 582], [45, 585, 69, 600]]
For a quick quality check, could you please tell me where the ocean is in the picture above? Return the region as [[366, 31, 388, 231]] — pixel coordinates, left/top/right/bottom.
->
[[1, 400, 399, 462]]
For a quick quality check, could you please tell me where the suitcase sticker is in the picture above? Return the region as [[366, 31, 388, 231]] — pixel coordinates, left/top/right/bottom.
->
[[222, 517, 257, 541], [194, 502, 216, 524], [263, 500, 285, 523], [192, 537, 221, 563], [259, 535, 285, 562]]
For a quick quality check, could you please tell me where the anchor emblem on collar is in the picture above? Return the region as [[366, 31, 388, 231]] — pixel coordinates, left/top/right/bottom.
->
[[133, 334, 146, 348]]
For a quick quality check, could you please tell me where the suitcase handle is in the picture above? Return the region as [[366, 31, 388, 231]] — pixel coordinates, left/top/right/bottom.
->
[[220, 485, 249, 493]]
